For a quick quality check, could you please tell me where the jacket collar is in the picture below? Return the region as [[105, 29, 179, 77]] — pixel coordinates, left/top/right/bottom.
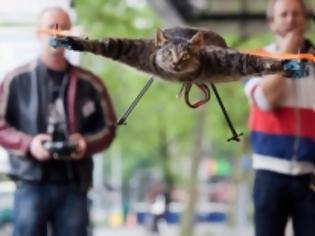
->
[[37, 58, 71, 75], [267, 39, 314, 53]]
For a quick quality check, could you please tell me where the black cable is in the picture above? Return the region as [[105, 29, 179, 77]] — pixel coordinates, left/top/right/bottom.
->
[[117, 77, 154, 126], [210, 83, 243, 142]]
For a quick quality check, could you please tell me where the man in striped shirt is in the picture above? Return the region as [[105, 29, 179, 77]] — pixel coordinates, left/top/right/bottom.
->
[[244, 0, 315, 236]]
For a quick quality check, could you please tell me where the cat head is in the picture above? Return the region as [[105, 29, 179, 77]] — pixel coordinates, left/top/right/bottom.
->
[[154, 29, 204, 75]]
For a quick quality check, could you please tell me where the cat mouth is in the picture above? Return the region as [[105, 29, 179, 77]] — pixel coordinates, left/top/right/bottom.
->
[[172, 65, 181, 71]]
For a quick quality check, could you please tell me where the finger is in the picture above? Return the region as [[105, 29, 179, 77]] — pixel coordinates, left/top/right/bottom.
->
[[38, 146, 50, 158], [36, 151, 50, 161], [72, 151, 84, 160], [38, 133, 52, 140]]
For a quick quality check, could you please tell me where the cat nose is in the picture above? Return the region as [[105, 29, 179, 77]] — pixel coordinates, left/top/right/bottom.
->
[[173, 66, 180, 71], [172, 62, 179, 69], [173, 65, 180, 71]]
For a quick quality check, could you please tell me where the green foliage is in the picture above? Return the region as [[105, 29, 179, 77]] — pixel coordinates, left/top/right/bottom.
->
[[203, 82, 249, 157], [72, 0, 280, 183], [74, 0, 160, 37]]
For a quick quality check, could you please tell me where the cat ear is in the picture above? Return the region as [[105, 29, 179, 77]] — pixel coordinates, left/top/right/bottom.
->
[[190, 31, 204, 47], [155, 29, 168, 47]]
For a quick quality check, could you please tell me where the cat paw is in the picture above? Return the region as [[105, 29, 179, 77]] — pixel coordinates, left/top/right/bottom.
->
[[282, 60, 309, 79], [49, 37, 70, 49], [49, 36, 83, 51]]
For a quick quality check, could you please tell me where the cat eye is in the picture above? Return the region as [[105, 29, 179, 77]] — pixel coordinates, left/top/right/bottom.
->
[[181, 53, 190, 61], [164, 50, 172, 57]]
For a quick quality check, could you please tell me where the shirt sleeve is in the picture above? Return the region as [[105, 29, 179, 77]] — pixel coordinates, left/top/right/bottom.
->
[[0, 72, 32, 157], [244, 76, 272, 111], [83, 75, 117, 155]]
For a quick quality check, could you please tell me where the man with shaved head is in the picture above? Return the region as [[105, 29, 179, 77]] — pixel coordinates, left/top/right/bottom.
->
[[0, 7, 116, 236]]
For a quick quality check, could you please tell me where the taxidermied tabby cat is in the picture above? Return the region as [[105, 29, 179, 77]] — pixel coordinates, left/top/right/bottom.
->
[[52, 27, 294, 83]]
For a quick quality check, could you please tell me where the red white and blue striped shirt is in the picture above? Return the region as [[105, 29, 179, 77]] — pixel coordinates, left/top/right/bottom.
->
[[244, 43, 315, 175]]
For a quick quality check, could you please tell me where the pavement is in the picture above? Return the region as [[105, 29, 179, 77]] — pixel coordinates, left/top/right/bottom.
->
[[0, 223, 254, 236], [93, 224, 254, 236]]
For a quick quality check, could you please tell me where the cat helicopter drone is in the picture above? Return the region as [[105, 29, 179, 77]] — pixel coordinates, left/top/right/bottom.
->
[[45, 25, 312, 142]]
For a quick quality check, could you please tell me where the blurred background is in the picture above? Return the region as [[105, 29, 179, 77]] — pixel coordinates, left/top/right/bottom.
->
[[0, 0, 314, 235]]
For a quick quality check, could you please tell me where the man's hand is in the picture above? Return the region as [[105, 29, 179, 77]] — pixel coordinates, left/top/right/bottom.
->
[[70, 133, 87, 160], [30, 134, 52, 161]]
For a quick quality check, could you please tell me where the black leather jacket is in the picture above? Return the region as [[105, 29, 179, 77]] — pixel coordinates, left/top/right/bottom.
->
[[0, 60, 116, 191]]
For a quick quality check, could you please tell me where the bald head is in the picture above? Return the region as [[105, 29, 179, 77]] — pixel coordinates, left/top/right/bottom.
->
[[38, 7, 71, 30], [37, 7, 72, 67]]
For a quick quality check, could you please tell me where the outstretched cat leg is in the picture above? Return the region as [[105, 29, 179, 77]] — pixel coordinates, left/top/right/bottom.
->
[[200, 46, 308, 82], [50, 35, 157, 75]]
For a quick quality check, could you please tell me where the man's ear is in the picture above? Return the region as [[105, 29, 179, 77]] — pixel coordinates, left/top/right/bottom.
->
[[155, 29, 168, 47], [190, 31, 204, 47]]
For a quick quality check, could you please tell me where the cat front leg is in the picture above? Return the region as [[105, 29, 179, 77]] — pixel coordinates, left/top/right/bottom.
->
[[49, 35, 155, 75], [242, 54, 309, 78], [281, 60, 309, 78], [50, 35, 109, 55], [50, 35, 85, 51]]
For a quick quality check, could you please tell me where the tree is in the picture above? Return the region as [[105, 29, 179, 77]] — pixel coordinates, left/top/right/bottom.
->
[[179, 107, 206, 236], [73, 1, 274, 233]]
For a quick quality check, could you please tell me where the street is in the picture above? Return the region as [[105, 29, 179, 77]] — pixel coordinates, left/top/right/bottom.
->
[[0, 223, 254, 236], [93, 224, 254, 236]]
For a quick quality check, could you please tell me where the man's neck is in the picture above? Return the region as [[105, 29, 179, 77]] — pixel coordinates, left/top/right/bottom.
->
[[274, 35, 305, 53], [39, 54, 67, 71]]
